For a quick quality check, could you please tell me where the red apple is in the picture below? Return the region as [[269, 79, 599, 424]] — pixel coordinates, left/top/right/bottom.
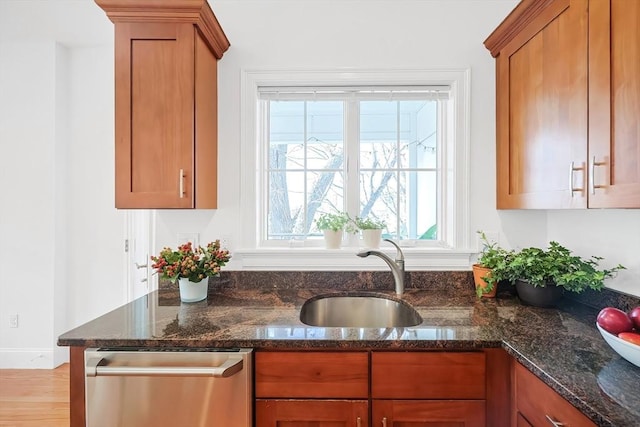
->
[[597, 307, 634, 335], [628, 306, 640, 330], [618, 332, 640, 346]]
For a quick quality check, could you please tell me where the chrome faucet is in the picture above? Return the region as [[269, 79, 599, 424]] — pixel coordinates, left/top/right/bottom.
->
[[357, 239, 405, 296]]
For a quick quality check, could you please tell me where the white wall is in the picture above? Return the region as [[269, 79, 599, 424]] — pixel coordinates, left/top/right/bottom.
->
[[0, 1, 125, 368]]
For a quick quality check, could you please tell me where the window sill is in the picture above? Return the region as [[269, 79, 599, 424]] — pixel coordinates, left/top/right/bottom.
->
[[229, 247, 476, 271]]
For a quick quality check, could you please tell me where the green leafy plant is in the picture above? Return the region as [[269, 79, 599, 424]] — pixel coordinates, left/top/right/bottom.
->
[[354, 216, 386, 230], [504, 241, 625, 293], [151, 240, 231, 283], [315, 212, 355, 232], [474, 231, 514, 297]]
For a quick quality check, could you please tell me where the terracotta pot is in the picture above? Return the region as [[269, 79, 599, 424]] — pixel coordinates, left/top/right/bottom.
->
[[472, 264, 497, 298], [515, 279, 564, 308]]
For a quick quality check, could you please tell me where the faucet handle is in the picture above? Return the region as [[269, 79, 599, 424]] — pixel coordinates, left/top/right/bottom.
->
[[383, 239, 404, 261]]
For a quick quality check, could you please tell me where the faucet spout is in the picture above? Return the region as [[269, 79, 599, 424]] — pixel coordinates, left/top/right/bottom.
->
[[356, 239, 405, 296]]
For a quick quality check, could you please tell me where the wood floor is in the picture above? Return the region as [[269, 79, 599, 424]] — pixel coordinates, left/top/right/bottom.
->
[[0, 365, 69, 427]]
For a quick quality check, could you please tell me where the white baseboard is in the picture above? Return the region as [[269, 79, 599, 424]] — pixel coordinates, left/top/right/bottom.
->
[[0, 348, 59, 369]]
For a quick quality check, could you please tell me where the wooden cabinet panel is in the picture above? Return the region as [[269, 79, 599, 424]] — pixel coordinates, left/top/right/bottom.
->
[[373, 400, 485, 427], [96, 0, 229, 209], [255, 351, 369, 398], [115, 23, 195, 208], [256, 399, 368, 427], [492, 0, 588, 209], [486, 0, 640, 209], [372, 352, 486, 399], [514, 363, 596, 427], [588, 0, 640, 207], [516, 412, 533, 427]]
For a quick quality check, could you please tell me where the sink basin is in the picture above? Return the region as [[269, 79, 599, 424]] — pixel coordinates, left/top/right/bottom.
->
[[299, 294, 423, 328]]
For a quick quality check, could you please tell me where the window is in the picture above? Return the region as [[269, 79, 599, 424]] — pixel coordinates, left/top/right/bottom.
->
[[261, 89, 447, 243], [239, 70, 471, 268]]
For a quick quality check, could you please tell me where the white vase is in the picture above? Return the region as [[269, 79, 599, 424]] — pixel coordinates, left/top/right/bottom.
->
[[362, 229, 382, 248], [323, 229, 343, 249], [178, 277, 208, 303]]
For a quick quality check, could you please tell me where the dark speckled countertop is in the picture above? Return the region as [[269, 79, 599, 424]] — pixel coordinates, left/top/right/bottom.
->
[[58, 271, 640, 427]]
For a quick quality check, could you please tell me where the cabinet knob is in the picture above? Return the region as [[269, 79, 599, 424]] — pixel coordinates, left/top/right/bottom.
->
[[382, 417, 387, 427], [545, 414, 565, 426], [356, 416, 361, 427]]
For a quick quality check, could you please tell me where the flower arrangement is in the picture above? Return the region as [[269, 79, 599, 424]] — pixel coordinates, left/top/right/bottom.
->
[[151, 240, 231, 283]]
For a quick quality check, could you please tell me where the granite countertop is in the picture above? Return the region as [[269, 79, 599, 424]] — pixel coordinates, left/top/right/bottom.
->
[[58, 273, 640, 427]]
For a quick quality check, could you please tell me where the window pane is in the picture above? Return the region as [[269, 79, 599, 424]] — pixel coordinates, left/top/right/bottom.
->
[[268, 171, 305, 240], [360, 171, 437, 240], [360, 101, 398, 169], [399, 101, 438, 169], [270, 101, 304, 170], [399, 171, 438, 240], [309, 171, 344, 235]]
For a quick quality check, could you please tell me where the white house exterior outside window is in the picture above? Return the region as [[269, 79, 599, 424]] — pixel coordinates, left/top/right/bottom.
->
[[238, 69, 473, 270]]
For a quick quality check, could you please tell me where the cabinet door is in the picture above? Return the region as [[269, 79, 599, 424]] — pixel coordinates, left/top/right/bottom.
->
[[516, 412, 533, 427], [256, 399, 368, 427], [372, 352, 486, 399], [495, 0, 588, 208], [255, 351, 368, 399], [114, 23, 195, 208], [514, 363, 596, 427], [373, 400, 485, 427], [588, 0, 640, 207]]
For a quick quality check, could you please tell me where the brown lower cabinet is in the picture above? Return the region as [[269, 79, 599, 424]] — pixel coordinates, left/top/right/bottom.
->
[[256, 400, 368, 426], [513, 362, 596, 427], [255, 350, 502, 427]]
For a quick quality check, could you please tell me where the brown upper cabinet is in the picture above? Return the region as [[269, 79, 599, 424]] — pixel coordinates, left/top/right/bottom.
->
[[95, 0, 230, 208], [485, 0, 640, 209]]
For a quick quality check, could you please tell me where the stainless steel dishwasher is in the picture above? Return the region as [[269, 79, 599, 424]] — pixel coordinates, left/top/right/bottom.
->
[[84, 348, 252, 427]]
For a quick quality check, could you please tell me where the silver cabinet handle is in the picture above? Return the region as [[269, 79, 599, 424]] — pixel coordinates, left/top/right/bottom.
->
[[140, 278, 148, 283], [589, 156, 606, 194], [179, 168, 185, 198], [545, 415, 565, 426], [356, 417, 361, 427], [135, 262, 147, 269], [86, 356, 243, 378], [382, 417, 387, 427], [569, 161, 583, 196]]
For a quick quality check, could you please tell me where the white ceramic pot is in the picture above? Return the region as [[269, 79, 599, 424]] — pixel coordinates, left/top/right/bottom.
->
[[178, 277, 208, 303], [323, 229, 343, 249], [362, 229, 382, 248]]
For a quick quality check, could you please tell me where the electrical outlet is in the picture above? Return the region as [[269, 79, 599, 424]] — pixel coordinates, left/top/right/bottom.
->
[[9, 314, 18, 328], [220, 235, 232, 250], [177, 232, 199, 247]]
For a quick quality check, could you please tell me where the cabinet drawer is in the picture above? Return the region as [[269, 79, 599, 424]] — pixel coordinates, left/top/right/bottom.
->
[[372, 351, 486, 399], [255, 351, 368, 398], [514, 363, 596, 427]]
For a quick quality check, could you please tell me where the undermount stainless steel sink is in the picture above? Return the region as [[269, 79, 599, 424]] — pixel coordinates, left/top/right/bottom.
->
[[299, 294, 423, 328]]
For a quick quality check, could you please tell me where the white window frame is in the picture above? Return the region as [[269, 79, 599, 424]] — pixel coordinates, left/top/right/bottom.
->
[[237, 69, 473, 270]]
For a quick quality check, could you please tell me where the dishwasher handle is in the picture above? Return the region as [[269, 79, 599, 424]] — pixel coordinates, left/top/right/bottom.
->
[[86, 355, 243, 378]]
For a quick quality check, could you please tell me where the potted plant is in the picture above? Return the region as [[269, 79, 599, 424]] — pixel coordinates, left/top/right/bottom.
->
[[315, 211, 353, 249], [473, 231, 513, 298], [354, 216, 386, 248], [504, 241, 625, 307], [151, 240, 231, 303]]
